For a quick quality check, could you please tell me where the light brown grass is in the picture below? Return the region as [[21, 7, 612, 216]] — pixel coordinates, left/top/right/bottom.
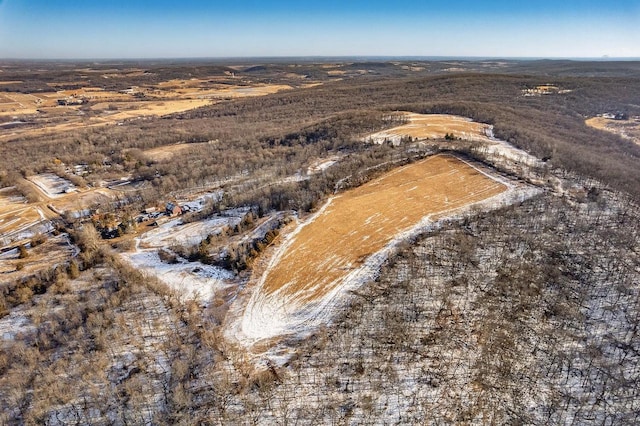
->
[[262, 154, 507, 303], [0, 179, 116, 243], [368, 112, 492, 142], [0, 204, 43, 238], [92, 99, 211, 119], [0, 186, 56, 244], [144, 142, 211, 161], [0, 81, 293, 140], [0, 93, 55, 115], [0, 234, 75, 276], [48, 188, 116, 214], [586, 117, 640, 145]]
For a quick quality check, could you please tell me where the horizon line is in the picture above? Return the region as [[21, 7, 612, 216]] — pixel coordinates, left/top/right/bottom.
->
[[1, 55, 640, 63]]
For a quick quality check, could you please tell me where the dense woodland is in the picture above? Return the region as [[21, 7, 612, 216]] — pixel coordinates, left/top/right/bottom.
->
[[1, 60, 639, 424]]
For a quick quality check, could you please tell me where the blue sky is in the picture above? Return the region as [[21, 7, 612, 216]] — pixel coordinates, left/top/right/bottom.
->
[[0, 0, 638, 59]]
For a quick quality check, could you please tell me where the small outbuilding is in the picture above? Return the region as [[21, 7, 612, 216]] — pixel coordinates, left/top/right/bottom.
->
[[166, 202, 182, 217]]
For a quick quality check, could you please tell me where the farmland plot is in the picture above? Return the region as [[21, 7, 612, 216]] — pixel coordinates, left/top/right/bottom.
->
[[366, 113, 494, 144], [586, 116, 640, 146], [237, 154, 537, 343], [0, 234, 75, 279], [0, 187, 51, 247]]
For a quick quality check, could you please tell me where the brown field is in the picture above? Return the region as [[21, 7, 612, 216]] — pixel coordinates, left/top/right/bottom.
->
[[0, 201, 43, 241], [0, 234, 75, 277], [156, 78, 210, 88], [0, 80, 293, 140], [57, 87, 131, 99], [48, 188, 116, 215], [202, 84, 292, 98], [586, 117, 640, 145], [23, 175, 116, 215], [0, 99, 212, 141], [0, 92, 56, 115], [367, 112, 493, 143], [522, 85, 572, 96], [102, 70, 148, 78], [140, 82, 292, 100], [0, 187, 53, 246], [0, 178, 117, 249], [261, 154, 507, 304], [91, 99, 211, 119], [143, 141, 212, 161]]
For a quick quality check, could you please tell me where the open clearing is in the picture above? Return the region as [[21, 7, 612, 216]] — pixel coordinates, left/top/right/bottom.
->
[[28, 173, 76, 198], [261, 155, 506, 302], [121, 211, 247, 302], [0, 92, 56, 115], [586, 116, 640, 145], [238, 154, 520, 343], [166, 83, 291, 99], [366, 112, 493, 144], [0, 177, 115, 247], [307, 155, 341, 174], [143, 141, 213, 161], [90, 99, 211, 119], [0, 99, 213, 141], [0, 234, 75, 279], [0, 80, 293, 141], [0, 187, 52, 247]]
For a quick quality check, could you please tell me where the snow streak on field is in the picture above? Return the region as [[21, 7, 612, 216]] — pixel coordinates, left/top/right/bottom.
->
[[237, 155, 525, 344]]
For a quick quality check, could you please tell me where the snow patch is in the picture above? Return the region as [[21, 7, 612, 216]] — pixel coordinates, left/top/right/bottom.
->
[[138, 216, 238, 249], [122, 248, 233, 303]]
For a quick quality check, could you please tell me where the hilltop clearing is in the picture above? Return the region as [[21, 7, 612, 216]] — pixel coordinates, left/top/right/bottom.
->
[[234, 154, 538, 345]]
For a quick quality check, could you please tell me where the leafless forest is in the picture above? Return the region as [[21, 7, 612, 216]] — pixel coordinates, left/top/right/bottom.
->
[[0, 59, 639, 424]]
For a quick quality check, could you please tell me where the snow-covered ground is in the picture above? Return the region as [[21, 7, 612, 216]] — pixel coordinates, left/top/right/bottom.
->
[[307, 156, 341, 175], [0, 307, 35, 341], [137, 214, 241, 249], [480, 126, 545, 168], [122, 249, 233, 302], [28, 173, 76, 198], [177, 190, 223, 213], [366, 113, 494, 146], [121, 209, 247, 303]]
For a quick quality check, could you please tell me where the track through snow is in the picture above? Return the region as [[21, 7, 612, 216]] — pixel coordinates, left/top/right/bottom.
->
[[121, 214, 244, 303], [231, 155, 541, 345]]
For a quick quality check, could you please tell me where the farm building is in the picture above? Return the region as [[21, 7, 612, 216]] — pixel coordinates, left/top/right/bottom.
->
[[57, 97, 87, 106], [166, 202, 183, 217]]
